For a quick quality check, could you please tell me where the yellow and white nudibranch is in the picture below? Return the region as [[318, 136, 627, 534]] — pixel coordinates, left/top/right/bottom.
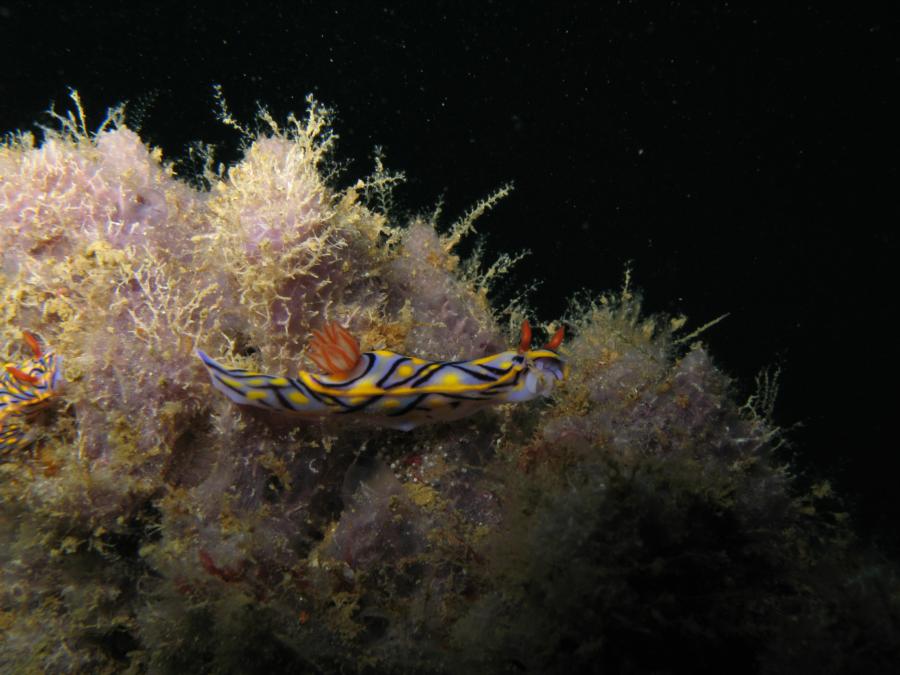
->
[[197, 320, 567, 431]]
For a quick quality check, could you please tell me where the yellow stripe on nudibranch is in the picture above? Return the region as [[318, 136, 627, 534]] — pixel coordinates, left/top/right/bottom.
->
[[297, 367, 521, 398]]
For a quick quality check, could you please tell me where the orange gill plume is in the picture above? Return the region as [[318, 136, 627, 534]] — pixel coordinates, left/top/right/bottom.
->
[[307, 321, 362, 377]]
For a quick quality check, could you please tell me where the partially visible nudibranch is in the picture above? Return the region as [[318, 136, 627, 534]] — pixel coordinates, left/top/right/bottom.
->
[[197, 320, 567, 431], [1, 331, 64, 456]]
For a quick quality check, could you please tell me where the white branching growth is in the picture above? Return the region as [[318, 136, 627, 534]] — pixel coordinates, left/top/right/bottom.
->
[[742, 365, 782, 423], [441, 183, 514, 253], [360, 147, 406, 218], [42, 88, 125, 144], [120, 252, 221, 357]]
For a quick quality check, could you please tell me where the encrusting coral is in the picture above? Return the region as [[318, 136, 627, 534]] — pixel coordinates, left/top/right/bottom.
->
[[0, 92, 897, 674]]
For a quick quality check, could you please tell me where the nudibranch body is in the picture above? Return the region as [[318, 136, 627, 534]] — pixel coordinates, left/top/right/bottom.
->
[[197, 321, 566, 431], [0, 332, 63, 455]]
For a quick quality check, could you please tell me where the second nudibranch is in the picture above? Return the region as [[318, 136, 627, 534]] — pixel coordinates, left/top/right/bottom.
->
[[1, 331, 63, 455], [197, 321, 566, 431]]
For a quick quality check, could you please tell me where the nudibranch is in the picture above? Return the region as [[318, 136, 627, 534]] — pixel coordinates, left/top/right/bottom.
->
[[0, 331, 63, 455], [197, 321, 566, 431]]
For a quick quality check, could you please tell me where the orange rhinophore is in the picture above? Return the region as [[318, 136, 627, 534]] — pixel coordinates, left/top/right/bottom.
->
[[22, 330, 43, 358], [544, 325, 565, 350], [517, 319, 533, 353]]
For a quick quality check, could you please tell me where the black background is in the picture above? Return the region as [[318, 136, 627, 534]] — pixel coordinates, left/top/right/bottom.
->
[[2, 3, 897, 553]]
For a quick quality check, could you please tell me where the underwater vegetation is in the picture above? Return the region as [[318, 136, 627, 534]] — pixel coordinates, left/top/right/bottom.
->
[[0, 92, 898, 674]]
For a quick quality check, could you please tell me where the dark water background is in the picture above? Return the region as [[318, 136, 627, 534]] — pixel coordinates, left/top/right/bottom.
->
[[1, 2, 896, 554]]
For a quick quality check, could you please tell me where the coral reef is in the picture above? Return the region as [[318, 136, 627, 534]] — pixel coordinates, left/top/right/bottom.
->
[[1, 94, 898, 674]]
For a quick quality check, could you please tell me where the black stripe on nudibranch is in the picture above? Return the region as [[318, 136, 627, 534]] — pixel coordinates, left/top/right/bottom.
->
[[201, 355, 248, 378], [7, 377, 33, 394], [339, 353, 376, 386], [484, 368, 523, 391], [310, 353, 377, 390], [382, 359, 438, 389], [376, 355, 410, 388], [291, 378, 329, 405], [1, 387, 40, 403], [433, 392, 491, 401], [409, 362, 464, 388], [337, 394, 384, 414], [212, 373, 274, 406], [271, 387, 294, 410], [387, 393, 429, 417], [306, 385, 349, 409], [451, 365, 501, 382]]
